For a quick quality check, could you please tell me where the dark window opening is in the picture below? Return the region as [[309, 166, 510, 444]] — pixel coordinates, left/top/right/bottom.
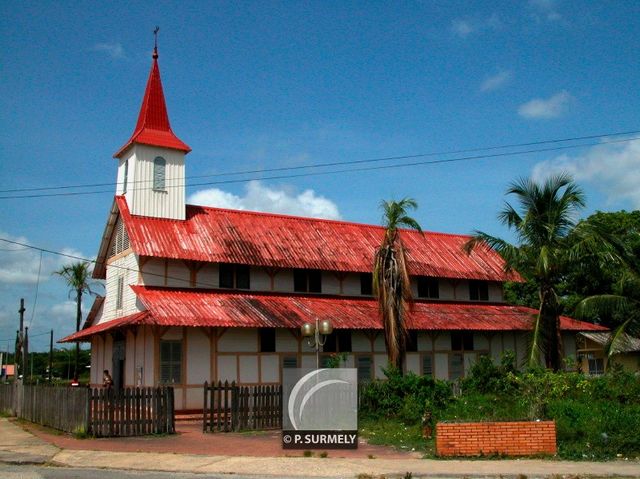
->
[[450, 353, 464, 380], [160, 340, 182, 384], [338, 330, 352, 352], [588, 357, 605, 375], [469, 280, 489, 301], [422, 355, 433, 377], [219, 263, 250, 290], [283, 356, 298, 369], [259, 328, 276, 353], [451, 332, 474, 351], [323, 332, 337, 353], [406, 330, 418, 352], [417, 277, 439, 299], [360, 273, 373, 295], [357, 356, 372, 382], [293, 269, 322, 293]]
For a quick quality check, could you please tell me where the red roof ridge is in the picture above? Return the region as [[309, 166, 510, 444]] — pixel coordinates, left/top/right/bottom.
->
[[114, 49, 190, 157]]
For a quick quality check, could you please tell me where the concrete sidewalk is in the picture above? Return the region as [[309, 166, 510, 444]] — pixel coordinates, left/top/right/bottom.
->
[[1, 419, 639, 478]]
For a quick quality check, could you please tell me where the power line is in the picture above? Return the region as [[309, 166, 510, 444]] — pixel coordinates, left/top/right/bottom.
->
[[0, 129, 638, 199]]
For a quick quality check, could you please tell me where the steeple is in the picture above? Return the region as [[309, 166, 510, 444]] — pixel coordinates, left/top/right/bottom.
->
[[112, 31, 188, 221], [113, 43, 190, 158]]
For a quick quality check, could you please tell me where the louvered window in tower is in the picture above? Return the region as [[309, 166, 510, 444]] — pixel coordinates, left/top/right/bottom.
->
[[153, 156, 166, 191], [109, 219, 130, 257]]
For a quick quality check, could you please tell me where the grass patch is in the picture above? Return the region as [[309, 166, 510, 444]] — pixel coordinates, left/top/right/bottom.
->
[[359, 416, 431, 456]]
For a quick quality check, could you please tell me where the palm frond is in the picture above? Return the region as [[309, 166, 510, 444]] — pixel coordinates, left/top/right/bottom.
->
[[575, 294, 630, 319]]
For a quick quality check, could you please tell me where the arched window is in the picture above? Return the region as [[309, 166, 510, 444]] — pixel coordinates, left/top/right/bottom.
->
[[153, 156, 166, 191]]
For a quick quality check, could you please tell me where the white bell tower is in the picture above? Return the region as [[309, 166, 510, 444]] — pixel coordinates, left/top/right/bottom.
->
[[113, 42, 190, 220]]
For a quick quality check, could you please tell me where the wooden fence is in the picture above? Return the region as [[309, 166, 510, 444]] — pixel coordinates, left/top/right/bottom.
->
[[89, 387, 174, 437], [0, 383, 174, 437], [203, 381, 281, 432], [22, 385, 88, 433]]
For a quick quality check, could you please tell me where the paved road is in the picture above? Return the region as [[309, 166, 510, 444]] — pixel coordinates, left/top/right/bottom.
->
[[0, 465, 346, 479]]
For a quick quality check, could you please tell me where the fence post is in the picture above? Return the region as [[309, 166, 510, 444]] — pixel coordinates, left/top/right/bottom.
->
[[203, 381, 208, 433], [85, 387, 92, 435], [231, 381, 239, 432]]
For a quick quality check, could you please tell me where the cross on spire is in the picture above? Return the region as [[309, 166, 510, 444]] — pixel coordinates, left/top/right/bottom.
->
[[153, 26, 159, 59]]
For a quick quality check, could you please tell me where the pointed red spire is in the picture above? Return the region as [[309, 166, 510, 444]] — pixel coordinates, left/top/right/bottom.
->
[[114, 47, 191, 157]]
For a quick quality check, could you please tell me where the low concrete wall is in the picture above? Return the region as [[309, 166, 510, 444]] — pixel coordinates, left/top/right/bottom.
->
[[436, 421, 556, 457]]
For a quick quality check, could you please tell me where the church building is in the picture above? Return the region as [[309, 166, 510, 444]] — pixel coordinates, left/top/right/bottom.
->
[[61, 47, 605, 411]]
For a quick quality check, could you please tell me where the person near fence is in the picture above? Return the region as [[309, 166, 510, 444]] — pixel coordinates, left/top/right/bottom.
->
[[102, 369, 113, 389]]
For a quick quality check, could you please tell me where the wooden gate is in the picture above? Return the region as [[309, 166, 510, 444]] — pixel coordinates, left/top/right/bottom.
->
[[88, 386, 175, 437], [203, 381, 281, 432]]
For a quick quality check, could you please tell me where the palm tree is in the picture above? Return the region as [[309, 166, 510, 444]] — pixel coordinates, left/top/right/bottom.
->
[[55, 261, 100, 380], [373, 198, 422, 373], [464, 174, 618, 370], [576, 271, 640, 357]]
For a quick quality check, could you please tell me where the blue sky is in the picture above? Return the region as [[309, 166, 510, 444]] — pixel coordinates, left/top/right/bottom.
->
[[1, 1, 639, 351]]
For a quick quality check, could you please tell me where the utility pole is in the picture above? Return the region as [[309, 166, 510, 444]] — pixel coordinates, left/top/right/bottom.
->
[[24, 326, 29, 382], [48, 330, 53, 382], [16, 299, 25, 380]]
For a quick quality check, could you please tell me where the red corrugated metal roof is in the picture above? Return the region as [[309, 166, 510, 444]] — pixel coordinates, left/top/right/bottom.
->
[[59, 311, 151, 343], [61, 288, 605, 342], [116, 197, 520, 282], [114, 49, 190, 157]]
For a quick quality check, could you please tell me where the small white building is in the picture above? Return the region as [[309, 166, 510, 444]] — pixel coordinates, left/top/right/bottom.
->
[[62, 47, 605, 411]]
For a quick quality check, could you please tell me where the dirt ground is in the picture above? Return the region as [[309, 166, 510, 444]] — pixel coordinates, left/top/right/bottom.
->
[[22, 420, 422, 460]]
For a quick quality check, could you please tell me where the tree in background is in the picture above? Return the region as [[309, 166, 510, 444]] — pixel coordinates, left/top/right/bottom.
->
[[570, 211, 640, 355], [373, 198, 422, 372], [465, 174, 619, 370], [55, 261, 101, 381]]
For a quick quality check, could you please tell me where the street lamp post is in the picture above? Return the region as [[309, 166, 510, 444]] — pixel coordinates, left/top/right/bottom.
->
[[301, 318, 333, 369]]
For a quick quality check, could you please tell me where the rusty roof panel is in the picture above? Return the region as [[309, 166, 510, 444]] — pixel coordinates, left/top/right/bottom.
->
[[62, 288, 606, 342], [116, 197, 521, 282], [130, 286, 605, 332]]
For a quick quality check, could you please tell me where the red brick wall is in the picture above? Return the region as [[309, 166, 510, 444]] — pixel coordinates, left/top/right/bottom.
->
[[436, 421, 556, 457]]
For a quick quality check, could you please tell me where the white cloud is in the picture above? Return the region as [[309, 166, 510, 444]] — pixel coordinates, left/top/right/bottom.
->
[[451, 14, 501, 38], [188, 181, 342, 220], [480, 70, 512, 92], [528, 0, 562, 22], [518, 90, 572, 119], [451, 19, 475, 38], [531, 139, 640, 208], [92, 42, 125, 59], [0, 232, 86, 284]]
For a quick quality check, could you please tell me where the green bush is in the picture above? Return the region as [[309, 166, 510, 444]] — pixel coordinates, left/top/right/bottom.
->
[[359, 366, 452, 423], [358, 359, 640, 459], [460, 351, 517, 395]]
